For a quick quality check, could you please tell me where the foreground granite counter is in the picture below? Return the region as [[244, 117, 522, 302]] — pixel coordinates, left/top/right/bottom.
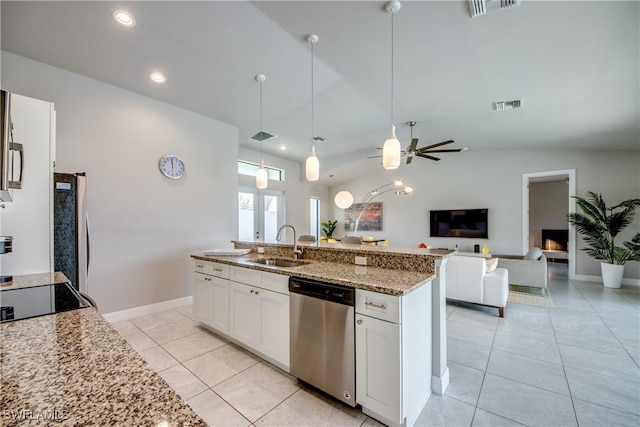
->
[[0, 275, 205, 426]]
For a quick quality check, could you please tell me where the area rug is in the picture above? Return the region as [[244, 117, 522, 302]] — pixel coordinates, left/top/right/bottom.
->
[[508, 284, 554, 308]]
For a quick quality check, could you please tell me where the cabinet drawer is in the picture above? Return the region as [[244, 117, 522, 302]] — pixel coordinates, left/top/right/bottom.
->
[[355, 289, 401, 324], [193, 260, 230, 279], [231, 266, 289, 295]]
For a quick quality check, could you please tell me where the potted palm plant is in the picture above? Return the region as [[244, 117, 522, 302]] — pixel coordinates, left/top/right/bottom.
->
[[567, 192, 640, 288], [320, 220, 338, 239]]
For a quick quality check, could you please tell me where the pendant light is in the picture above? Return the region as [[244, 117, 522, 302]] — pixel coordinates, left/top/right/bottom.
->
[[255, 74, 268, 189], [305, 34, 320, 181], [382, 1, 401, 170]]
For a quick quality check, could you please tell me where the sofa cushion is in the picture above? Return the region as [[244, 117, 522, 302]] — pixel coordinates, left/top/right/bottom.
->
[[524, 247, 543, 260]]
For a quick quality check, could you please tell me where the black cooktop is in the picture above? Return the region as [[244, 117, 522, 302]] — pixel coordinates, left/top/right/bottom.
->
[[0, 282, 90, 323]]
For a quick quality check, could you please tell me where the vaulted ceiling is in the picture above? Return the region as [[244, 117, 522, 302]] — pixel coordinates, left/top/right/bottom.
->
[[2, 1, 638, 183]]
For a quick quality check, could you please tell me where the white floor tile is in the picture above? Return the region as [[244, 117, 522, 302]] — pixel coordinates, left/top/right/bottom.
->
[[445, 362, 484, 405], [477, 374, 576, 426], [130, 309, 187, 331], [573, 399, 640, 427], [471, 408, 525, 426], [487, 348, 569, 395], [564, 366, 640, 416], [138, 345, 179, 372], [110, 320, 141, 337], [414, 394, 476, 427], [492, 332, 562, 364], [187, 389, 250, 427], [158, 364, 208, 401], [145, 318, 202, 344], [213, 362, 300, 422], [162, 330, 227, 362], [183, 344, 259, 387], [447, 320, 496, 347], [123, 330, 157, 353], [559, 344, 640, 382], [447, 337, 491, 371]]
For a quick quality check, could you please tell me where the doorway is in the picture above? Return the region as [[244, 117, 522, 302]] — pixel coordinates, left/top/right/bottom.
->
[[522, 169, 576, 280], [238, 187, 284, 242]]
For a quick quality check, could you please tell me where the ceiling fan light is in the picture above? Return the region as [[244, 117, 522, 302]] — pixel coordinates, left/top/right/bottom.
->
[[383, 125, 401, 170], [404, 185, 414, 194], [335, 190, 354, 209], [393, 178, 404, 186], [256, 160, 268, 189], [306, 146, 319, 181]]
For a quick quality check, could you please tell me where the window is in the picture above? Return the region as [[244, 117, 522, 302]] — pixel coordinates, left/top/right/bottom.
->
[[309, 198, 320, 239], [238, 160, 284, 182]]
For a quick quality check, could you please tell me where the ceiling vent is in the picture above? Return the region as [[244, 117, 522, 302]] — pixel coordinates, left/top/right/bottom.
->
[[469, 0, 521, 18], [311, 136, 326, 143], [251, 131, 277, 142], [495, 99, 523, 110]]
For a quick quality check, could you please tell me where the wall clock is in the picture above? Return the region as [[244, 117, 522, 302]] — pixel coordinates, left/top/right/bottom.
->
[[158, 154, 185, 179]]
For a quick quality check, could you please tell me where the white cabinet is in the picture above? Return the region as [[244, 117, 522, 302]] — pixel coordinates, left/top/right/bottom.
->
[[355, 284, 432, 427], [192, 260, 230, 335], [356, 313, 402, 423], [229, 266, 290, 370]]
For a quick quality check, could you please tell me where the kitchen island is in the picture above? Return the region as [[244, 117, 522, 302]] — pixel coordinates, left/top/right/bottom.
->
[[0, 273, 205, 426], [191, 241, 454, 427]]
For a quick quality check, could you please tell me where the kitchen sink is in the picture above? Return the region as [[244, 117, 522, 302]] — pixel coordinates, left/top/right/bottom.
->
[[251, 258, 310, 268]]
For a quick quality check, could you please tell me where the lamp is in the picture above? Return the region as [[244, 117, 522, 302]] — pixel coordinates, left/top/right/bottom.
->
[[255, 74, 268, 189], [335, 190, 354, 209], [352, 178, 413, 235], [305, 34, 320, 181], [382, 1, 402, 170]]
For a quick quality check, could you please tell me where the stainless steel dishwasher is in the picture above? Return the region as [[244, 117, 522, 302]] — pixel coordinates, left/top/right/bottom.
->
[[289, 276, 356, 407]]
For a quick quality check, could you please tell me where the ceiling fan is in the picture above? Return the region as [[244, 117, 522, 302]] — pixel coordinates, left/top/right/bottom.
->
[[369, 121, 467, 164]]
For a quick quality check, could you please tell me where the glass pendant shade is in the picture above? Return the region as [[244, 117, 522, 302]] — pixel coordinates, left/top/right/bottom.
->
[[256, 160, 268, 189], [306, 146, 319, 181], [335, 190, 354, 209], [382, 124, 401, 170]]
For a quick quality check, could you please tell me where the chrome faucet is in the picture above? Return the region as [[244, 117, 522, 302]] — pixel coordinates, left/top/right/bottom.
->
[[276, 224, 302, 260]]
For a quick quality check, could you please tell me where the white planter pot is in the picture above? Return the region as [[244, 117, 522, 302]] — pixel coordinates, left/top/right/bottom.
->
[[601, 262, 624, 289]]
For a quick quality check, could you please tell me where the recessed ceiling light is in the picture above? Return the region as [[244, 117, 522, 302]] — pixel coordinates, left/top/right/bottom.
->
[[279, 145, 286, 151], [112, 10, 136, 28], [149, 72, 166, 84]]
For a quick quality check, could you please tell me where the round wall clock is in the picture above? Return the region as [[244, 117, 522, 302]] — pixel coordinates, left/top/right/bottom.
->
[[158, 154, 185, 179]]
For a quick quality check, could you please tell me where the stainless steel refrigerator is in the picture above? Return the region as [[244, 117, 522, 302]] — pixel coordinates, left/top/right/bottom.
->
[[53, 172, 89, 294]]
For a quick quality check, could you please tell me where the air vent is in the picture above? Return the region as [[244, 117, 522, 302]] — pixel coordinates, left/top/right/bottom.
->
[[251, 131, 277, 142], [494, 99, 523, 110], [469, 0, 521, 17]]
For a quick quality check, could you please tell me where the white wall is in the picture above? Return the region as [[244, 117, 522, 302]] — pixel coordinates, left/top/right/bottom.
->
[[2, 52, 239, 313], [238, 146, 329, 243], [529, 181, 569, 249], [330, 149, 640, 280]]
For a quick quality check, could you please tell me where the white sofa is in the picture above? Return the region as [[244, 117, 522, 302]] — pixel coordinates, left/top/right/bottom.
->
[[495, 247, 548, 290], [445, 255, 509, 317]]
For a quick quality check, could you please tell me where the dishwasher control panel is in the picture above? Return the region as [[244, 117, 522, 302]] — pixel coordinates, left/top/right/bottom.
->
[[289, 277, 355, 306]]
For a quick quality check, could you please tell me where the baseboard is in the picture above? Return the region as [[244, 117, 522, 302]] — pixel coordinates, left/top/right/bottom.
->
[[102, 296, 193, 324], [573, 274, 640, 287], [431, 367, 450, 396]]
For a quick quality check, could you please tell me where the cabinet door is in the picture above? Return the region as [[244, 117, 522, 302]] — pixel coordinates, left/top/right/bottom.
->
[[355, 313, 402, 425], [229, 281, 258, 347], [211, 276, 230, 334], [193, 272, 214, 327], [256, 288, 290, 368]]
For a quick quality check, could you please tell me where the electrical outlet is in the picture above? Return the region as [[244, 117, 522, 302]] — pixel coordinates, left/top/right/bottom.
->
[[355, 256, 367, 266], [257, 247, 265, 254]]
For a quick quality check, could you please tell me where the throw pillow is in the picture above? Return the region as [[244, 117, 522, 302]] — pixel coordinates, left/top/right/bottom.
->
[[486, 258, 498, 272], [524, 247, 543, 260]]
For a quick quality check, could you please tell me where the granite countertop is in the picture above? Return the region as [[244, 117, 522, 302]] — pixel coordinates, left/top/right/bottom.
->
[[0, 275, 205, 426], [192, 253, 435, 296], [0, 271, 70, 291]]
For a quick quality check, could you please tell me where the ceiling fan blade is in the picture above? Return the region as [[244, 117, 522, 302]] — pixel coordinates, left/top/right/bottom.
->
[[407, 155, 413, 165], [408, 138, 418, 153], [417, 140, 455, 152], [416, 153, 441, 161], [367, 154, 383, 159], [425, 148, 465, 153]]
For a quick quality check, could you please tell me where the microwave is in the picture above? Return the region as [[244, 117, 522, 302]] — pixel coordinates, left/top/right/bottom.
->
[[0, 90, 24, 202]]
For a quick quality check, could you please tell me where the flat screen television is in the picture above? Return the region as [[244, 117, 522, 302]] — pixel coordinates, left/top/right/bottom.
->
[[430, 209, 488, 238]]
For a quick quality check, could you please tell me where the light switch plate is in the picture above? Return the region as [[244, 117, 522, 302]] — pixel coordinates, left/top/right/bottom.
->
[[257, 247, 265, 254], [355, 256, 367, 266]]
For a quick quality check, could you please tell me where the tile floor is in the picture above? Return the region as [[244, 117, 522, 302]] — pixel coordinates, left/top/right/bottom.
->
[[113, 264, 640, 426]]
